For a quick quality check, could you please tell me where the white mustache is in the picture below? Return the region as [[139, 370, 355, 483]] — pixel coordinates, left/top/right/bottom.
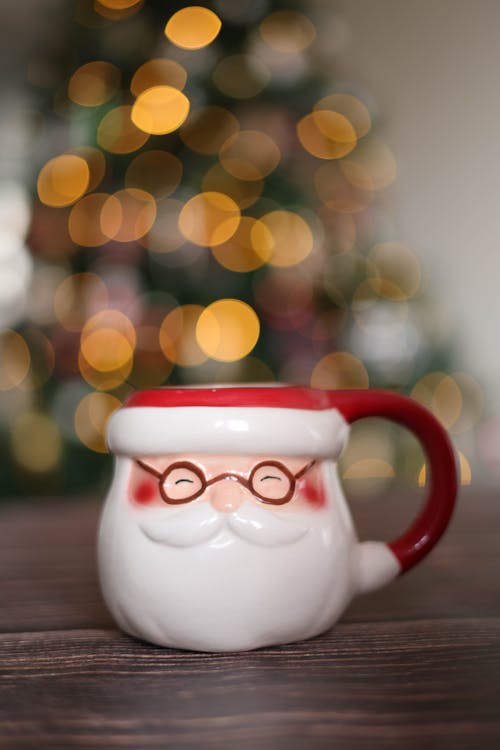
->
[[138, 501, 309, 548]]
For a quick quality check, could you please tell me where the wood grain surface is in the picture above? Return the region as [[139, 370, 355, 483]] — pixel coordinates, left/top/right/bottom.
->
[[0, 487, 499, 749]]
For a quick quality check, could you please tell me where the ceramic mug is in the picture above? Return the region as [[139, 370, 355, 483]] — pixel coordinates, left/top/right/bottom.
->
[[98, 385, 457, 652]]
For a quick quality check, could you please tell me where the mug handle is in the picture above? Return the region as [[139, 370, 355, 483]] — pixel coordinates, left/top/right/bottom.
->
[[329, 389, 458, 574]]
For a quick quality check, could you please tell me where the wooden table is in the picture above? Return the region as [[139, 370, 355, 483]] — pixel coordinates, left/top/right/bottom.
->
[[1, 487, 499, 749]]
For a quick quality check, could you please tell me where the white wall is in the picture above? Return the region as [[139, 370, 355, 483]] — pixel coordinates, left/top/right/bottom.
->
[[331, 0, 500, 402]]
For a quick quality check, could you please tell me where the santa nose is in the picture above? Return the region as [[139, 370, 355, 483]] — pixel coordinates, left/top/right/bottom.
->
[[209, 476, 248, 513]]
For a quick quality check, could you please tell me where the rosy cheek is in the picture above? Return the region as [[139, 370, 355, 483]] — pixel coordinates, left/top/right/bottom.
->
[[299, 477, 327, 509], [132, 479, 158, 505]]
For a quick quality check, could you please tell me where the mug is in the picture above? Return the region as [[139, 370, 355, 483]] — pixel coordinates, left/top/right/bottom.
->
[[98, 385, 457, 652]]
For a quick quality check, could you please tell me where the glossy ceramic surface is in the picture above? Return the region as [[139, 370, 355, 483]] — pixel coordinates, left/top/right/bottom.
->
[[98, 386, 457, 652]]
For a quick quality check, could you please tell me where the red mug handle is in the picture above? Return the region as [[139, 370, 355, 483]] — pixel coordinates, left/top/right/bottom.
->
[[329, 389, 458, 573]]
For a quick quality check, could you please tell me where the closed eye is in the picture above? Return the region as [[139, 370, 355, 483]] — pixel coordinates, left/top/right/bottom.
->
[[260, 475, 282, 482], [175, 478, 195, 485]]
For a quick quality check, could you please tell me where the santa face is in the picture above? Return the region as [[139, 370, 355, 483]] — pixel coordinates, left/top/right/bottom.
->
[[98, 453, 358, 651]]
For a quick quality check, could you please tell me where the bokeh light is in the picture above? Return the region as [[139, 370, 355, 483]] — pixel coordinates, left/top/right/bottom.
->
[[180, 106, 240, 155], [97, 105, 149, 154], [74, 392, 121, 453], [93, 0, 144, 20], [212, 54, 270, 99], [81, 329, 134, 373], [340, 138, 397, 191], [131, 86, 190, 135], [70, 146, 106, 192], [314, 93, 371, 138], [37, 155, 90, 208], [100, 188, 156, 242], [419, 450, 471, 487], [68, 61, 120, 107], [80, 309, 136, 375], [69, 193, 112, 247], [448, 372, 484, 433], [219, 130, 280, 181], [196, 299, 260, 361], [159, 305, 207, 366], [343, 458, 395, 480], [211, 216, 273, 272], [130, 59, 187, 96], [11, 411, 62, 473], [178, 191, 241, 247], [297, 111, 357, 160], [125, 150, 182, 199], [259, 210, 314, 267], [98, 0, 142, 9], [411, 372, 463, 430], [79, 349, 132, 391], [411, 371, 483, 435], [0, 330, 30, 390], [23, 329, 55, 388], [311, 351, 369, 389], [259, 10, 316, 53], [367, 242, 421, 300], [202, 164, 263, 209], [165, 6, 222, 50]]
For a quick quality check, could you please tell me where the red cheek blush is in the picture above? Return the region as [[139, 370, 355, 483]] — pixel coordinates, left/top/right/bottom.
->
[[300, 478, 327, 508], [132, 479, 157, 504]]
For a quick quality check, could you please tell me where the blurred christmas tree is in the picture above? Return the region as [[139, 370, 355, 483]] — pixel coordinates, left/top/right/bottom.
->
[[0, 0, 481, 498]]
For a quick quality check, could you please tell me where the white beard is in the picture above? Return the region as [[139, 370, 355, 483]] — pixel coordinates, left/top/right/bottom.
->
[[98, 458, 358, 652]]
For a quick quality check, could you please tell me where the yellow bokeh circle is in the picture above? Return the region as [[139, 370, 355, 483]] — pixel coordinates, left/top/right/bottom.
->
[[180, 106, 240, 155], [297, 111, 357, 160], [411, 372, 463, 430], [178, 191, 241, 247], [367, 242, 421, 300], [80, 310, 136, 375], [74, 392, 121, 453], [97, 105, 149, 154], [100, 188, 156, 242], [211, 216, 273, 272], [340, 138, 397, 191], [314, 93, 371, 138], [202, 163, 263, 210], [79, 349, 132, 391], [196, 299, 260, 362], [11, 412, 62, 473], [130, 59, 187, 96], [131, 85, 190, 136], [159, 305, 207, 367], [259, 10, 316, 53], [70, 146, 106, 193], [219, 130, 280, 181], [125, 150, 182, 199], [37, 155, 90, 208], [311, 351, 369, 390], [99, 0, 142, 9], [258, 210, 313, 267], [0, 330, 31, 390], [165, 6, 221, 50], [69, 193, 112, 247], [68, 61, 120, 107]]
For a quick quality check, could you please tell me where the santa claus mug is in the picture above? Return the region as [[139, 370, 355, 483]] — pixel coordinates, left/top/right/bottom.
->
[[98, 385, 457, 652]]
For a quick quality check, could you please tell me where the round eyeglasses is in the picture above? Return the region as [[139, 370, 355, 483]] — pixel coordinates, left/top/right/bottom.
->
[[135, 459, 316, 506]]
